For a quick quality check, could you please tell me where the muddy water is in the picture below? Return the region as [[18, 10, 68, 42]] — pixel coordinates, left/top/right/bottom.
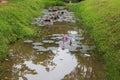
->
[[0, 22, 104, 80]]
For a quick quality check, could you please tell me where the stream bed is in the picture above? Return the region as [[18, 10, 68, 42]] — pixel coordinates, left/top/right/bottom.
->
[[0, 6, 104, 80]]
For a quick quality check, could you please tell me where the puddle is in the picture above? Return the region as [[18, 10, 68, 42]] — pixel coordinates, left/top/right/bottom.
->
[[0, 6, 104, 80]]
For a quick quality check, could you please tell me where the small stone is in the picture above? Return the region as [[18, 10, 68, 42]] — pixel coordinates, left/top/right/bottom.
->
[[5, 59, 8, 61], [24, 40, 33, 43], [84, 54, 91, 57], [36, 52, 39, 54], [78, 65, 81, 68]]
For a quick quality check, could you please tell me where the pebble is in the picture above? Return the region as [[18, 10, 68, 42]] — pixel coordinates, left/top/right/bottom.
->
[[5, 59, 8, 61], [24, 40, 33, 43], [84, 54, 91, 57]]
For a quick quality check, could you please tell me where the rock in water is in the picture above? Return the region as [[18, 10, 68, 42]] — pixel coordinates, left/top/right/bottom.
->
[[83, 54, 91, 57], [24, 40, 33, 43]]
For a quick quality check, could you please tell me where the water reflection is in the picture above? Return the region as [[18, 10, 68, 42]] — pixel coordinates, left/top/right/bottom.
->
[[1, 22, 104, 80], [63, 53, 104, 80]]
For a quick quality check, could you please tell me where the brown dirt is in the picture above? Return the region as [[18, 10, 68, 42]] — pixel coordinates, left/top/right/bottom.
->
[[0, 0, 8, 3]]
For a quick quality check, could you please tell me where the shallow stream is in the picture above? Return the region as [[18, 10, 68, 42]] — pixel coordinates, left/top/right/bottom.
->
[[0, 6, 104, 80]]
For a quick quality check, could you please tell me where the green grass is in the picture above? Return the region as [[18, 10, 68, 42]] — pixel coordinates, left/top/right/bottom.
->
[[0, 0, 64, 70], [68, 0, 120, 79]]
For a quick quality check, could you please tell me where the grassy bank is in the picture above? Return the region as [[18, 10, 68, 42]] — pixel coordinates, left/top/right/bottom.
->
[[0, 0, 63, 68], [68, 0, 120, 79]]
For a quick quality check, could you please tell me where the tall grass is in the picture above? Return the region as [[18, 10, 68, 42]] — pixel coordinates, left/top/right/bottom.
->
[[68, 0, 120, 79], [0, 0, 63, 66]]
